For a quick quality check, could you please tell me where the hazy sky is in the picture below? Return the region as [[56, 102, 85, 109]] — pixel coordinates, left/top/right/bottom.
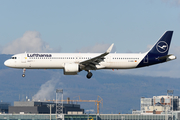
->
[[0, 0, 180, 77], [0, 0, 180, 53]]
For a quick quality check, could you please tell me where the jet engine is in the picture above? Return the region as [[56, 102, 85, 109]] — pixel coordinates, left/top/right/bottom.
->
[[63, 63, 80, 75]]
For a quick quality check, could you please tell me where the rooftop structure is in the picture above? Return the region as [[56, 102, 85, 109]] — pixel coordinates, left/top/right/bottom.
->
[[141, 94, 180, 114], [9, 101, 84, 114], [0, 102, 10, 113]]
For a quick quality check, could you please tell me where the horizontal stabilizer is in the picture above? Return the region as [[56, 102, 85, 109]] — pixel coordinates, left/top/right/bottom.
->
[[157, 54, 176, 61]]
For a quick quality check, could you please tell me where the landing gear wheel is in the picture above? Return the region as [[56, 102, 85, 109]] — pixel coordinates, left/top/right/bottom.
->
[[22, 74, 25, 77], [22, 68, 26, 78], [86, 72, 93, 79]]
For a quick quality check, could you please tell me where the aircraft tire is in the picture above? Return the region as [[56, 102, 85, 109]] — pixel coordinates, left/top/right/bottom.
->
[[86, 72, 93, 79], [22, 74, 25, 77]]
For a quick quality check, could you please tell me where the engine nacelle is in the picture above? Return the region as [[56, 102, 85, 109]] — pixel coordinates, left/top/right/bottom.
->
[[166, 55, 176, 61], [63, 63, 79, 75]]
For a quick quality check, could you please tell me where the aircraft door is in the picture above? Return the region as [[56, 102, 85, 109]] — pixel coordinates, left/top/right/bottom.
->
[[143, 55, 148, 63], [21, 54, 27, 63], [107, 56, 111, 63]]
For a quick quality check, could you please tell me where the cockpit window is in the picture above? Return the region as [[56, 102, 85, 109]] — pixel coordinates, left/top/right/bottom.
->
[[11, 57, 17, 59]]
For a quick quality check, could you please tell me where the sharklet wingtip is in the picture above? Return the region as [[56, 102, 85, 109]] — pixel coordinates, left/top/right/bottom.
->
[[106, 43, 114, 53]]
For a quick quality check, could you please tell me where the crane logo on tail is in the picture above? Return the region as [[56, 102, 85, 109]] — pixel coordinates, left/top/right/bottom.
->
[[156, 41, 168, 53]]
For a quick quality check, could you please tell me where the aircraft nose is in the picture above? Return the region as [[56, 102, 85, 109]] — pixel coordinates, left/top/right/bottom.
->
[[4, 60, 11, 67]]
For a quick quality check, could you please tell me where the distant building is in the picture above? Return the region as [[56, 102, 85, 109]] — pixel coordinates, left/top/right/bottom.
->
[[141, 95, 180, 114], [9, 101, 84, 114], [0, 102, 11, 113]]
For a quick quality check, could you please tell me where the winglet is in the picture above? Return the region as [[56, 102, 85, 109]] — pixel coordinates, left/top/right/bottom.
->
[[106, 43, 114, 53]]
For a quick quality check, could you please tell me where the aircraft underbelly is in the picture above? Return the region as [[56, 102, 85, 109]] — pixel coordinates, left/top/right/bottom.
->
[[103, 62, 138, 69]]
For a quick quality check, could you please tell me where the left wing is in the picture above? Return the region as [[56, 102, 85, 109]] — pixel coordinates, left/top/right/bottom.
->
[[80, 43, 114, 70]]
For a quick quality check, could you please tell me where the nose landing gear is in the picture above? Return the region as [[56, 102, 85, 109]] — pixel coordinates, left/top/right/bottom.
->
[[86, 70, 93, 79], [22, 68, 26, 77]]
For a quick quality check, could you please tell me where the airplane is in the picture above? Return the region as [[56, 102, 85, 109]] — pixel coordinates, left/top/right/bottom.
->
[[4, 31, 176, 79]]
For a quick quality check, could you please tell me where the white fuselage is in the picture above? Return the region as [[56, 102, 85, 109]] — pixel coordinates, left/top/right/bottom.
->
[[3, 31, 176, 78], [4, 53, 146, 70]]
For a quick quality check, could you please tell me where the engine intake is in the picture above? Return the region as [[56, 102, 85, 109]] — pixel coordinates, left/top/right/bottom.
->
[[63, 63, 80, 75]]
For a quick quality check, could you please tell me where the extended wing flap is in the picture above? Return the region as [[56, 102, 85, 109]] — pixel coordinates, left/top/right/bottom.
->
[[91, 61, 100, 65]]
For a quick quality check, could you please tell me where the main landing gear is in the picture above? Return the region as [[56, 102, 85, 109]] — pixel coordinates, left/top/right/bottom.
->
[[22, 68, 26, 77], [86, 70, 93, 79]]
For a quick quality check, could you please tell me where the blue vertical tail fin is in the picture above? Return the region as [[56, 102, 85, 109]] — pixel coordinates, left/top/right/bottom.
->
[[148, 31, 173, 56], [137, 31, 174, 68]]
